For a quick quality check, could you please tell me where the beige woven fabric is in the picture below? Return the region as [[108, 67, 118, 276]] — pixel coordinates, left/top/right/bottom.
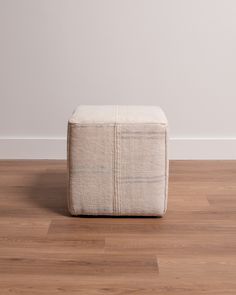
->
[[67, 105, 168, 216]]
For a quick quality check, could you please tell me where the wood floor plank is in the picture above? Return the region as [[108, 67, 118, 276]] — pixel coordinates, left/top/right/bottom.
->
[[105, 233, 236, 256], [0, 219, 50, 238], [0, 272, 235, 295], [47, 218, 236, 241], [0, 237, 105, 258], [0, 254, 158, 276], [0, 274, 162, 294]]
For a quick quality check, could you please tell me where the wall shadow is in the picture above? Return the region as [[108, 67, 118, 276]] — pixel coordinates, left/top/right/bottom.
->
[[28, 170, 70, 217]]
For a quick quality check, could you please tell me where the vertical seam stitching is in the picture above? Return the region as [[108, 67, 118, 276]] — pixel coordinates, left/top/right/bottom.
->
[[113, 105, 119, 215], [116, 105, 120, 215], [164, 126, 168, 213], [113, 123, 116, 214], [119, 124, 121, 214], [114, 123, 117, 214], [117, 124, 120, 215]]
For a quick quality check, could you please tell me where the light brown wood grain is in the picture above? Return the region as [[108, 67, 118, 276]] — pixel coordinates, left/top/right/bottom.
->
[[0, 160, 235, 294]]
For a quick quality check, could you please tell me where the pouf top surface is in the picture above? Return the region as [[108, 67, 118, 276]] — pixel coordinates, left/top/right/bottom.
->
[[69, 105, 168, 125]]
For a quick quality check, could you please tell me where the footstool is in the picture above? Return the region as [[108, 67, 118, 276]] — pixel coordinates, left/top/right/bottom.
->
[[67, 105, 168, 216]]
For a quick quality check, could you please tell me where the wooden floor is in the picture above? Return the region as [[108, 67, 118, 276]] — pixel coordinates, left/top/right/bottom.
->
[[0, 160, 235, 294]]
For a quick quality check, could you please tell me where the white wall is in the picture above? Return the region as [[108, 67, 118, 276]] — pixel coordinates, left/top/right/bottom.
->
[[1, 0, 236, 159]]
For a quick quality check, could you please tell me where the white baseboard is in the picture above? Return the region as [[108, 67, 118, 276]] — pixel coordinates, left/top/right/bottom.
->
[[0, 137, 66, 160], [0, 137, 236, 160], [170, 137, 236, 159]]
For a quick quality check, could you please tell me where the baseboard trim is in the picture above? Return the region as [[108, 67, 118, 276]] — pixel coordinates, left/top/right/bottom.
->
[[171, 137, 236, 159], [0, 137, 66, 160], [0, 137, 236, 159]]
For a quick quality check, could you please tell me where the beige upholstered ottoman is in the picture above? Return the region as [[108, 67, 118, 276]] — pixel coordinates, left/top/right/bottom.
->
[[67, 105, 168, 216]]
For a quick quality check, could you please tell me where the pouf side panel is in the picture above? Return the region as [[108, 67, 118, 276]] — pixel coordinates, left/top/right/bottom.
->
[[163, 126, 169, 215], [118, 124, 168, 216], [68, 123, 114, 215]]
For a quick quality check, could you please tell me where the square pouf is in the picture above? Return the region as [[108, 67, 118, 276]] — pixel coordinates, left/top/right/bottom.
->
[[67, 105, 168, 216]]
